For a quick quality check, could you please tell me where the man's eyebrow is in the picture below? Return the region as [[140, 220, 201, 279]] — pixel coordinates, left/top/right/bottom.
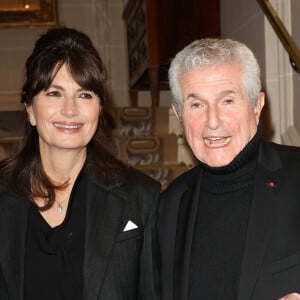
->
[[184, 90, 237, 102], [184, 93, 202, 101], [217, 90, 236, 98]]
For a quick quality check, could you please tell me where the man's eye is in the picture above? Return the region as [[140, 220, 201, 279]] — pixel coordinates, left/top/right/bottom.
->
[[224, 99, 234, 104], [191, 102, 202, 108]]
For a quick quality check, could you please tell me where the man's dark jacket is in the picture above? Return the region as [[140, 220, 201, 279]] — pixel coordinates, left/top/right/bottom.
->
[[159, 142, 300, 300]]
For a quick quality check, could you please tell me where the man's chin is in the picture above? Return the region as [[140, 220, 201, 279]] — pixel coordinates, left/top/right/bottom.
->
[[200, 157, 234, 168]]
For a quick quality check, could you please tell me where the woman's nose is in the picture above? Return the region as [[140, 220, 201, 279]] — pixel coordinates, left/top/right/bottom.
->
[[60, 97, 78, 117]]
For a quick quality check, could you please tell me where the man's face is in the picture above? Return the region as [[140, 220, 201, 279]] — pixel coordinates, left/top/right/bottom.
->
[[176, 63, 264, 167]]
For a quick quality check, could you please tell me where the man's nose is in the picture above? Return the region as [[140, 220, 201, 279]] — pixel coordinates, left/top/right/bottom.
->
[[206, 105, 221, 130]]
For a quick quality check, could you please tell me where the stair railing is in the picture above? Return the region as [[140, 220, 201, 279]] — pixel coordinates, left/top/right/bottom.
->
[[257, 0, 300, 72]]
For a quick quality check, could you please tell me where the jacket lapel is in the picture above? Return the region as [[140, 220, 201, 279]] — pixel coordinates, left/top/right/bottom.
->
[[159, 167, 202, 300], [238, 143, 283, 300], [0, 191, 28, 300], [174, 171, 202, 300], [83, 179, 125, 300], [159, 185, 183, 300]]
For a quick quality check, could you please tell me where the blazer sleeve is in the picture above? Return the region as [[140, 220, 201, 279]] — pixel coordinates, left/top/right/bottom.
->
[[0, 266, 8, 300]]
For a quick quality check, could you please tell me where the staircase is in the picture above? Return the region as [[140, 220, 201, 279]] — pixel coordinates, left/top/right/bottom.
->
[[0, 106, 196, 189], [110, 106, 196, 189]]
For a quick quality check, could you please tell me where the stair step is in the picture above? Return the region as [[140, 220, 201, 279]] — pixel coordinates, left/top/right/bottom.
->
[[112, 134, 178, 165], [112, 106, 178, 136]]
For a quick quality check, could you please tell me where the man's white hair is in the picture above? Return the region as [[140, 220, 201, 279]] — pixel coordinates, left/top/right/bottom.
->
[[168, 38, 262, 116]]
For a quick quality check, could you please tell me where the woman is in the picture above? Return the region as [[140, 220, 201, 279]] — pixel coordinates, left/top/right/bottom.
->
[[0, 27, 161, 300]]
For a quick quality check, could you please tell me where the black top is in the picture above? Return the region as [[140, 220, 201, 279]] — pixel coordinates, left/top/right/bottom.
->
[[24, 170, 86, 300], [188, 126, 262, 300]]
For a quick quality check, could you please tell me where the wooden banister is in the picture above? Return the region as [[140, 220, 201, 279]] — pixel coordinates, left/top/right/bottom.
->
[[257, 0, 300, 72]]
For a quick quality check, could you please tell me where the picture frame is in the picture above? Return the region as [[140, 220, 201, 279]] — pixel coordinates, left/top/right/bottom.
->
[[0, 0, 58, 28], [256, 0, 300, 72]]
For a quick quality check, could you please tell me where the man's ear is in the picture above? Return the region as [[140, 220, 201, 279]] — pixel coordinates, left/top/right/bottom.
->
[[171, 103, 181, 120], [254, 92, 265, 124], [25, 104, 36, 126]]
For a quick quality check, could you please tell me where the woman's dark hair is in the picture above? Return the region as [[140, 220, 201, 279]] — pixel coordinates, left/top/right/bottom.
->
[[0, 27, 126, 210]]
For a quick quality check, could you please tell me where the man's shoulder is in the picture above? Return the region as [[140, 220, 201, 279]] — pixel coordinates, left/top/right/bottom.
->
[[265, 141, 300, 152], [260, 141, 300, 172], [263, 141, 300, 160]]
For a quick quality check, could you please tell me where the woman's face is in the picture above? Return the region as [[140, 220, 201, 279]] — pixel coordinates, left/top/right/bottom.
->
[[26, 63, 101, 156]]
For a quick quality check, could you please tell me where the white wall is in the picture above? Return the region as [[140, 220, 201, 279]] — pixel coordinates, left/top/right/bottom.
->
[[291, 0, 300, 138], [220, 0, 274, 139], [221, 0, 300, 144], [0, 0, 130, 110], [220, 0, 266, 76]]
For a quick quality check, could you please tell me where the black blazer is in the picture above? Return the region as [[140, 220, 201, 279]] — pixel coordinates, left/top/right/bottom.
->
[[0, 167, 161, 300], [159, 142, 300, 300]]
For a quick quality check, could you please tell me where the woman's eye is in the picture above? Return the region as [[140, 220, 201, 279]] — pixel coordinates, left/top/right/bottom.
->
[[79, 92, 93, 99], [46, 91, 60, 97]]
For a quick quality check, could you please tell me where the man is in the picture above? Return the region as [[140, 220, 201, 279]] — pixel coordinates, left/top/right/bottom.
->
[[159, 38, 300, 300]]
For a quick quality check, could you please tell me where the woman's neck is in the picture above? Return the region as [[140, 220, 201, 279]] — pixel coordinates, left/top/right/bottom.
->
[[40, 147, 87, 185], [36, 148, 87, 228]]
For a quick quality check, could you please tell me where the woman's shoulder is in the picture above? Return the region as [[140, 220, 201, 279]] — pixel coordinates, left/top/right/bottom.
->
[[113, 166, 161, 197], [86, 161, 160, 188], [119, 166, 161, 197], [0, 180, 26, 210], [116, 167, 160, 221], [86, 164, 161, 196], [126, 166, 160, 185], [0, 180, 14, 195]]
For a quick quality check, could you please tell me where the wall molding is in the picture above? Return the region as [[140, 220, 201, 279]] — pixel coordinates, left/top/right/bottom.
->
[[281, 125, 300, 146], [264, 0, 295, 144]]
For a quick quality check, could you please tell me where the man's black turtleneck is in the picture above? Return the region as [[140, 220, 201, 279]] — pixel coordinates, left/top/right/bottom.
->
[[188, 125, 262, 300]]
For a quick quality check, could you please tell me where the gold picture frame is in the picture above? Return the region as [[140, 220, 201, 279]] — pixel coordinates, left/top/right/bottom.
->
[[0, 0, 58, 28], [257, 0, 300, 71]]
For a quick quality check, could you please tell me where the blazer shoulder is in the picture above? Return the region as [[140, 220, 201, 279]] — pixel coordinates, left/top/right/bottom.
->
[[87, 164, 161, 192], [263, 141, 300, 162], [266, 141, 300, 154], [113, 166, 161, 203], [0, 181, 27, 213], [162, 165, 200, 198], [0, 181, 17, 198], [121, 166, 161, 193]]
